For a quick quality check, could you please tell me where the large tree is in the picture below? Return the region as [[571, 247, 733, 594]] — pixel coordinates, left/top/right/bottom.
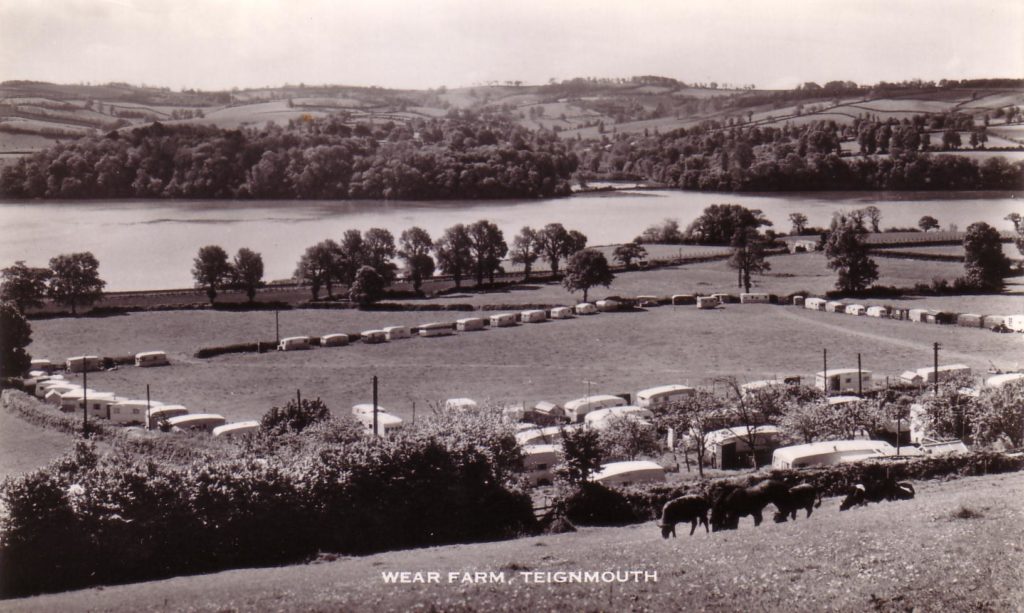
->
[[650, 390, 725, 478], [349, 265, 386, 307], [362, 228, 398, 284], [537, 223, 587, 274], [788, 212, 808, 235], [973, 381, 1024, 448], [232, 248, 264, 303], [509, 226, 541, 280], [47, 252, 106, 315], [562, 249, 614, 302], [0, 301, 32, 376], [684, 204, 772, 245], [612, 241, 648, 269], [192, 245, 232, 304], [727, 228, 771, 293], [1007, 212, 1024, 260], [467, 220, 507, 285], [338, 229, 366, 285], [556, 426, 604, 485], [434, 224, 474, 288], [0, 261, 51, 313], [825, 216, 878, 292], [918, 215, 940, 232], [295, 240, 342, 300], [963, 221, 1010, 290], [398, 227, 435, 293]]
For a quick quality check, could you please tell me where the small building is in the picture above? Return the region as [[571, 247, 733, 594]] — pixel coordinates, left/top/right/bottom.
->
[[563, 394, 627, 423], [672, 294, 696, 306], [772, 440, 900, 469], [908, 308, 929, 323], [584, 405, 654, 430], [522, 444, 560, 486], [591, 461, 666, 487], [418, 322, 454, 337], [66, 355, 102, 373], [36, 380, 77, 399], [815, 368, 872, 394], [792, 295, 805, 307], [167, 413, 227, 433], [740, 292, 770, 304], [915, 364, 972, 384], [889, 307, 909, 321], [705, 425, 781, 469], [525, 401, 566, 426], [596, 299, 620, 312], [804, 297, 826, 311], [352, 403, 404, 436], [549, 306, 573, 319], [148, 405, 189, 429], [444, 398, 478, 411], [456, 317, 485, 331], [134, 351, 169, 367], [59, 388, 98, 412], [360, 329, 387, 344], [845, 304, 866, 316], [521, 309, 547, 323], [83, 392, 120, 419], [866, 305, 889, 318], [383, 326, 411, 341], [575, 302, 598, 315], [985, 372, 1024, 388], [787, 238, 820, 254], [825, 301, 846, 313], [30, 358, 54, 373], [635, 384, 694, 410], [111, 399, 165, 425], [925, 311, 957, 325], [955, 314, 984, 328], [696, 296, 720, 310], [899, 370, 925, 386], [489, 313, 517, 327], [277, 336, 311, 351], [213, 421, 261, 438], [321, 333, 350, 347]]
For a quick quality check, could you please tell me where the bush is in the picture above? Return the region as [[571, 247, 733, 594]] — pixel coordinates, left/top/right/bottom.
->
[[260, 397, 331, 435], [559, 483, 641, 526]]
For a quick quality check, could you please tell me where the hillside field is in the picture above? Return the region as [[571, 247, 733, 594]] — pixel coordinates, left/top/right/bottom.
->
[[4, 471, 1022, 612]]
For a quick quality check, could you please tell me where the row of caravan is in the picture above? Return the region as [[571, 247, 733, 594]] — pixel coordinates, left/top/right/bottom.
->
[[516, 384, 696, 426], [521, 442, 666, 487], [31, 351, 170, 375], [799, 296, 1024, 332]]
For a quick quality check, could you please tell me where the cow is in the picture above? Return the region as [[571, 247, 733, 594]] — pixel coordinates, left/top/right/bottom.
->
[[710, 479, 790, 531], [773, 483, 822, 522], [839, 479, 915, 511], [658, 495, 710, 538]]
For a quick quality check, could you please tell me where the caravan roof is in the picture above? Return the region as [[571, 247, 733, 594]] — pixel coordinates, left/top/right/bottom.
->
[[591, 461, 666, 485], [772, 440, 897, 469]]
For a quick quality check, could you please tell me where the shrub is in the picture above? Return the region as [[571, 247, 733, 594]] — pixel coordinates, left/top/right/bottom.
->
[[260, 397, 331, 435]]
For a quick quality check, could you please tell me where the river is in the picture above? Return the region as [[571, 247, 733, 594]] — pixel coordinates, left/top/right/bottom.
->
[[0, 190, 1019, 291]]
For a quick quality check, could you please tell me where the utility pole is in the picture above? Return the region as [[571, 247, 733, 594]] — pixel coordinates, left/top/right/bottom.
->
[[296, 388, 301, 406], [822, 348, 828, 396], [275, 309, 280, 345], [857, 353, 863, 397], [146, 384, 151, 430], [82, 367, 88, 438], [372, 375, 379, 438], [933, 342, 941, 396]]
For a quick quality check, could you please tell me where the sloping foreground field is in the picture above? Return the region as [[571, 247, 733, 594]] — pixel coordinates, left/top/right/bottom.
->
[[25, 304, 1024, 425], [5, 472, 1023, 612], [0, 404, 74, 480]]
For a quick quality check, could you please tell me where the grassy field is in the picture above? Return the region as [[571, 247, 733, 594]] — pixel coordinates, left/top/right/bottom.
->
[[0, 403, 76, 480], [26, 301, 1024, 426], [4, 471, 1022, 612]]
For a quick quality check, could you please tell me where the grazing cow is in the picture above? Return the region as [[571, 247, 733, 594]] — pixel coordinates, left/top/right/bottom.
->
[[889, 481, 915, 501], [658, 495, 710, 538], [773, 483, 822, 522], [710, 479, 790, 531], [839, 479, 915, 511]]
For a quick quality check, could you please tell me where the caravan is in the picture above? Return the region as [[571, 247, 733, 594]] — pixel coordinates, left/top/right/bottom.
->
[[134, 351, 169, 367]]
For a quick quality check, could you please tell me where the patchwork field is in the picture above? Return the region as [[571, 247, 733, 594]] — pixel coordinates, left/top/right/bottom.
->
[[26, 300, 1023, 428], [5, 471, 1022, 612]]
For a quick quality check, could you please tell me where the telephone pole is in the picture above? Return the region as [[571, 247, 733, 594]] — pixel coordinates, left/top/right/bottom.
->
[[933, 342, 941, 395], [372, 375, 379, 438]]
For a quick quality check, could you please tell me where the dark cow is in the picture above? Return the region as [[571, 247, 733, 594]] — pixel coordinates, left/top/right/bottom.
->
[[710, 479, 790, 531], [658, 495, 710, 538], [839, 479, 915, 511], [773, 483, 822, 522]]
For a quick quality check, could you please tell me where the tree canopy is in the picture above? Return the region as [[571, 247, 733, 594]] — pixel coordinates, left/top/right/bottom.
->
[[47, 252, 105, 315], [562, 249, 614, 302]]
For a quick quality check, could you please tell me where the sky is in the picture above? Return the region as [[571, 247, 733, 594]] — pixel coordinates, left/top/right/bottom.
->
[[1, 0, 1022, 91]]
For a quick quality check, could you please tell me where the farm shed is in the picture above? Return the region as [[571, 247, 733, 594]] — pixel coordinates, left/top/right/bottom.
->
[[591, 461, 666, 487], [1006, 314, 1024, 332], [134, 351, 169, 367], [908, 309, 929, 323], [320, 333, 350, 347], [584, 406, 654, 429], [845, 304, 866, 316], [915, 363, 972, 383], [982, 315, 1006, 330], [705, 425, 782, 469], [671, 294, 696, 305], [213, 421, 261, 438], [825, 301, 846, 313], [792, 295, 805, 307], [772, 440, 900, 469], [516, 425, 569, 447], [696, 296, 720, 310], [815, 368, 872, 394], [360, 329, 387, 344], [490, 313, 517, 327], [522, 444, 560, 486], [596, 299, 620, 312], [955, 313, 984, 328], [804, 297, 826, 311], [111, 399, 165, 425], [29, 359, 53, 373], [866, 306, 889, 318], [418, 322, 454, 337], [575, 302, 598, 315], [167, 413, 227, 433], [66, 355, 102, 373], [985, 372, 1024, 388], [563, 394, 627, 423], [521, 309, 547, 323], [740, 292, 770, 304], [636, 384, 694, 409], [549, 306, 573, 319], [456, 317, 485, 331], [383, 326, 411, 341], [444, 398, 478, 411], [148, 405, 189, 429], [277, 336, 311, 351]]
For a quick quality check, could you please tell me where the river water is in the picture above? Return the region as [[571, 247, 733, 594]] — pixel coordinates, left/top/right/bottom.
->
[[0, 190, 1019, 291]]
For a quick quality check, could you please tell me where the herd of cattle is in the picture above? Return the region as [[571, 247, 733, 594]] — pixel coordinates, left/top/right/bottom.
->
[[657, 476, 916, 538]]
